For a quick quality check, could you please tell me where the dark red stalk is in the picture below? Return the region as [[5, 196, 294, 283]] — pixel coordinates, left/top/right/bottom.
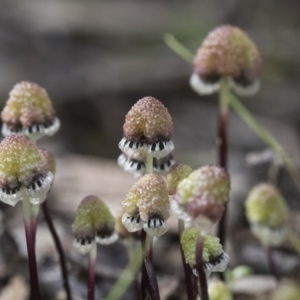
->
[[196, 239, 209, 300], [141, 229, 161, 300], [216, 109, 228, 282], [216, 80, 230, 281], [23, 215, 41, 300], [42, 201, 72, 300], [179, 221, 195, 300]]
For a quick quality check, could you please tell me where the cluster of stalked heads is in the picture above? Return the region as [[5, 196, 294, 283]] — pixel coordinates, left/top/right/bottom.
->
[[180, 228, 229, 278], [0, 135, 54, 206], [118, 97, 175, 178], [190, 25, 262, 96], [245, 183, 289, 246], [72, 195, 118, 255], [1, 81, 60, 141], [122, 173, 170, 237], [170, 165, 230, 232]]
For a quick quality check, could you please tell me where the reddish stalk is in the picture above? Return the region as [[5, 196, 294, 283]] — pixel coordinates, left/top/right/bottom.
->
[[141, 229, 161, 300], [42, 201, 72, 300], [22, 197, 41, 300], [196, 238, 209, 300], [179, 220, 195, 300], [216, 78, 230, 281]]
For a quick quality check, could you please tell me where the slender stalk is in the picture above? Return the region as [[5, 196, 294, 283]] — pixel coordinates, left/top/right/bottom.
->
[[88, 244, 97, 300], [196, 237, 209, 300], [216, 78, 230, 282], [22, 195, 41, 300], [265, 246, 279, 281], [144, 233, 161, 300], [105, 246, 143, 300], [141, 152, 158, 299], [31, 204, 40, 245], [145, 154, 153, 174], [42, 201, 71, 300], [179, 220, 195, 300], [163, 33, 194, 64], [141, 229, 150, 300], [229, 92, 300, 194]]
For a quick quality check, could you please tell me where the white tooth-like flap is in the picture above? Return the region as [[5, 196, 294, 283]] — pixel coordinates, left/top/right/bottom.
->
[[190, 72, 220, 95]]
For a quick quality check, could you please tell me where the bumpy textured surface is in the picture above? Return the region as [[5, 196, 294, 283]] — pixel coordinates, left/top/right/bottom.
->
[[39, 149, 56, 175], [208, 280, 233, 300], [72, 195, 115, 239], [167, 163, 193, 195], [175, 166, 230, 222], [123, 97, 173, 143], [122, 173, 170, 221], [0, 135, 48, 188], [1, 81, 56, 128], [180, 228, 223, 267], [194, 25, 262, 84], [245, 183, 289, 227]]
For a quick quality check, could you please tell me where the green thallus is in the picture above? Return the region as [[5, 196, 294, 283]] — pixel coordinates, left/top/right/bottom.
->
[[122, 173, 170, 237], [245, 183, 289, 246], [167, 163, 193, 196], [171, 165, 230, 232], [0, 135, 53, 206], [1, 81, 60, 141], [118, 97, 175, 177], [181, 228, 229, 278], [190, 25, 262, 97], [72, 195, 118, 255]]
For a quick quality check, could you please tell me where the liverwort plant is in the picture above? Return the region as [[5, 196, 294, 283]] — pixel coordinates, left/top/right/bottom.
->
[[72, 195, 118, 300], [245, 183, 289, 279], [190, 25, 262, 249], [165, 26, 300, 253], [122, 173, 170, 300], [167, 163, 195, 300], [1, 81, 60, 141], [181, 228, 229, 279], [172, 165, 230, 300], [172, 166, 231, 232], [190, 25, 262, 97], [0, 135, 54, 300], [118, 96, 174, 175], [181, 228, 229, 300], [119, 96, 174, 299], [0, 81, 71, 299]]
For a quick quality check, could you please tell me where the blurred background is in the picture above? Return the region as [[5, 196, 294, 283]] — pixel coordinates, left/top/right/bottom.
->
[[0, 0, 300, 299]]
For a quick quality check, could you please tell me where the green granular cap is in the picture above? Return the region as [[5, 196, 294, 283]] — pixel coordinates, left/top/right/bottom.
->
[[208, 280, 233, 300], [0, 135, 48, 187], [167, 163, 193, 195], [123, 173, 170, 222], [177, 166, 230, 205], [245, 183, 289, 227], [72, 195, 115, 238], [1, 81, 56, 128], [180, 228, 223, 267], [39, 149, 56, 175]]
